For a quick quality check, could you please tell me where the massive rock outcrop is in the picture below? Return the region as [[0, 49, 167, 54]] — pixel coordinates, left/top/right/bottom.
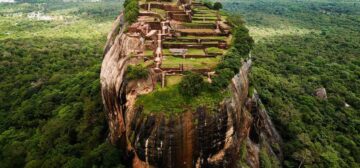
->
[[100, 14, 282, 168]]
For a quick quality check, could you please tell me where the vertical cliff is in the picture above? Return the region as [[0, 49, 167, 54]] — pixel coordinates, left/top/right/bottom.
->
[[100, 14, 141, 145]]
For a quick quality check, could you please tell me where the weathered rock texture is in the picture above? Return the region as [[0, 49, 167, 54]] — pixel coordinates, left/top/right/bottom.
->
[[100, 15, 282, 168]]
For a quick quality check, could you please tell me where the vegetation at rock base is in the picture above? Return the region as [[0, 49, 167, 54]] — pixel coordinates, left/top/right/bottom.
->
[[224, 0, 360, 167], [0, 1, 125, 167]]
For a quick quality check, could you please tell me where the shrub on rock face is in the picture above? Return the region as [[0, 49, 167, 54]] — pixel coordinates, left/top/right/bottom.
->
[[124, 0, 139, 24], [233, 26, 254, 56], [211, 68, 235, 90], [179, 72, 204, 97], [126, 65, 148, 80], [123, 0, 131, 7], [125, 9, 139, 23], [215, 47, 245, 73], [213, 2, 223, 10]]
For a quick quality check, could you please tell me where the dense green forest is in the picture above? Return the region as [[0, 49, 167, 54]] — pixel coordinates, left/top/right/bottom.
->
[[223, 0, 360, 167], [1, 0, 359, 167], [0, 1, 126, 167]]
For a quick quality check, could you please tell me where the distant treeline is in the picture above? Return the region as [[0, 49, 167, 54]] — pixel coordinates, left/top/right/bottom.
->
[[14, 0, 122, 3]]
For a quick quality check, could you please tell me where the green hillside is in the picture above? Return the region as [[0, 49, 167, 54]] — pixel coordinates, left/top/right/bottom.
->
[[0, 0, 359, 167]]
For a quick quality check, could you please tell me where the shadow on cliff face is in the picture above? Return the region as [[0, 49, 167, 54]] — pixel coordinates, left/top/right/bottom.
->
[[127, 106, 230, 168]]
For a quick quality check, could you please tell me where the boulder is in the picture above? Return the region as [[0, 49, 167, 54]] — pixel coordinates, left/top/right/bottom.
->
[[315, 87, 327, 100]]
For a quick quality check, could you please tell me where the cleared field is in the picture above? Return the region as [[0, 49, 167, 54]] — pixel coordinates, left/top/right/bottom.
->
[[141, 0, 177, 5], [201, 41, 218, 45], [161, 56, 220, 69], [166, 75, 183, 86], [143, 49, 154, 57], [180, 22, 215, 29], [192, 16, 218, 20], [187, 48, 205, 55], [163, 41, 199, 45], [162, 48, 205, 56], [177, 29, 215, 33], [194, 6, 210, 10], [193, 9, 215, 14], [150, 8, 167, 19], [193, 14, 217, 18], [192, 20, 216, 24], [206, 47, 223, 55], [162, 49, 172, 55], [176, 36, 227, 40], [247, 25, 317, 42]]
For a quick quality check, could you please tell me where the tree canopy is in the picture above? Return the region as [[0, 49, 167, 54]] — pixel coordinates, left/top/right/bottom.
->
[[213, 2, 223, 10], [179, 72, 205, 97]]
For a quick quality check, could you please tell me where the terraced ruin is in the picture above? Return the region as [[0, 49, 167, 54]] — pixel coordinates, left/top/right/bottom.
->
[[128, 0, 232, 88], [100, 0, 283, 167]]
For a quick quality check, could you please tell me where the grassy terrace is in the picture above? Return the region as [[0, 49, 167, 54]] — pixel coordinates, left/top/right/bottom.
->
[[162, 49, 172, 55], [177, 29, 215, 33], [188, 48, 206, 55], [193, 9, 215, 14], [136, 84, 230, 116], [166, 75, 183, 86], [163, 41, 218, 46], [192, 16, 218, 21], [180, 22, 216, 29], [161, 56, 220, 69], [193, 13, 217, 17], [176, 35, 227, 40], [150, 8, 167, 18], [192, 20, 216, 24], [220, 15, 228, 21], [162, 48, 206, 56], [139, 60, 154, 67], [206, 47, 223, 55], [163, 41, 199, 45], [140, 0, 177, 5], [144, 49, 154, 57], [202, 41, 219, 45], [193, 6, 209, 10]]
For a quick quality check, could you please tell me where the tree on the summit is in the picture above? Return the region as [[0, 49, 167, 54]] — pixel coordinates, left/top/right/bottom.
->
[[213, 2, 223, 10], [179, 72, 204, 97], [233, 26, 254, 56]]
